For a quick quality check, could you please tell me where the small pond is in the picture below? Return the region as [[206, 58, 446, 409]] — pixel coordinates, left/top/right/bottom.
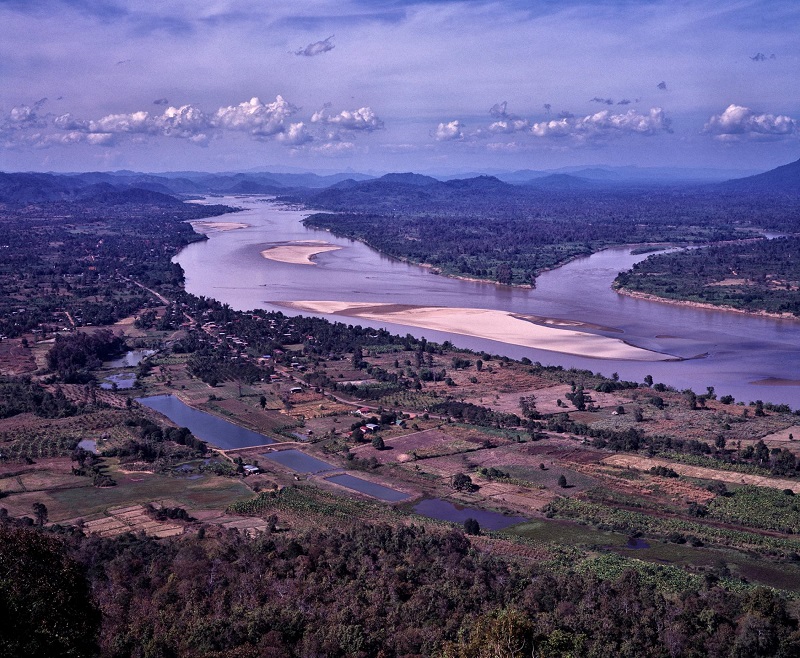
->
[[136, 395, 275, 449], [105, 349, 155, 368], [326, 473, 410, 502], [263, 449, 335, 474], [100, 373, 137, 390], [77, 439, 97, 454], [625, 537, 651, 550], [413, 498, 528, 531]]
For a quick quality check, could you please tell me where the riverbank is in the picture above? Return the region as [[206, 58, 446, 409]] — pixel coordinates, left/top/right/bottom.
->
[[615, 287, 800, 322], [276, 301, 674, 361]]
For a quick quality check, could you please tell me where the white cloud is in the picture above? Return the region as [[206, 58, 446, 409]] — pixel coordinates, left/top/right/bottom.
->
[[531, 107, 671, 140], [277, 121, 313, 145], [311, 105, 383, 132], [704, 104, 797, 141], [214, 96, 298, 138], [434, 120, 464, 141], [487, 102, 530, 134]]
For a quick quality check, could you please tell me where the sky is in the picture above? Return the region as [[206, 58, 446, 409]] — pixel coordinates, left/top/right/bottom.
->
[[1, 0, 798, 174]]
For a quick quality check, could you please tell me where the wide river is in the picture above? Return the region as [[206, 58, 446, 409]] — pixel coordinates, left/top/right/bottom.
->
[[177, 197, 800, 407]]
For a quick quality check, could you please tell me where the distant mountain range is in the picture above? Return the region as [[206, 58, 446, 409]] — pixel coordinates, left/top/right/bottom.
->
[[0, 158, 796, 204]]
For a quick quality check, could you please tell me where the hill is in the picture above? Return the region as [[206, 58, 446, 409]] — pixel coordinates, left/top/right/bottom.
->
[[721, 157, 800, 194]]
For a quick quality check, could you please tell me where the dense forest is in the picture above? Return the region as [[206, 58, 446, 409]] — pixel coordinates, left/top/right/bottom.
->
[[296, 179, 800, 286], [3, 519, 800, 658], [615, 237, 800, 316]]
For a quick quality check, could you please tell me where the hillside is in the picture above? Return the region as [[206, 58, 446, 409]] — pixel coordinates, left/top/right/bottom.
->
[[721, 157, 800, 194]]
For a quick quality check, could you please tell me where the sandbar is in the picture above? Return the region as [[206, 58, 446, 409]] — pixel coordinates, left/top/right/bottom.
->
[[260, 241, 342, 265], [277, 301, 674, 361], [189, 220, 249, 233]]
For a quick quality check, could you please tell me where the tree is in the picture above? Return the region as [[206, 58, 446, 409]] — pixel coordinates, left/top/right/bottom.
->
[[558, 474, 568, 488], [0, 524, 100, 657], [463, 518, 480, 535], [32, 502, 47, 528], [452, 473, 474, 492], [371, 435, 385, 450], [259, 394, 267, 409]]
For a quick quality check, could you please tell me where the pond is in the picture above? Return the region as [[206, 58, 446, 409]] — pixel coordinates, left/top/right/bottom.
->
[[105, 349, 155, 368], [262, 449, 335, 473], [326, 473, 410, 501], [77, 439, 97, 454], [136, 395, 275, 449], [100, 373, 137, 390], [412, 498, 528, 530]]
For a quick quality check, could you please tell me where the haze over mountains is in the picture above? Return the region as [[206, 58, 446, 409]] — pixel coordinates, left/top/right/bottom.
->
[[0, 158, 797, 204]]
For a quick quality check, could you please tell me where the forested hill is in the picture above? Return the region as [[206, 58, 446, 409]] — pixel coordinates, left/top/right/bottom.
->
[[295, 169, 800, 287], [720, 157, 800, 195], [5, 519, 800, 657]]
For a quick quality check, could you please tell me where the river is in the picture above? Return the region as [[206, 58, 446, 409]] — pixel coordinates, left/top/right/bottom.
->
[[176, 197, 800, 407]]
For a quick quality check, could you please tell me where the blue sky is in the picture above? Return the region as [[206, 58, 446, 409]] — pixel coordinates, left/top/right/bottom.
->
[[1, 0, 798, 173]]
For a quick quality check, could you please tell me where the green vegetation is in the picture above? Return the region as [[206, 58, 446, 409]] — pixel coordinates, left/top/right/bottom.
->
[[546, 497, 799, 558], [296, 181, 800, 286], [707, 485, 800, 534], [616, 237, 800, 316]]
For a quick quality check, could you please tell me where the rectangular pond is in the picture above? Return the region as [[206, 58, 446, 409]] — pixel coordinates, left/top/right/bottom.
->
[[136, 395, 275, 450], [412, 498, 527, 531], [263, 449, 335, 474], [326, 473, 410, 502]]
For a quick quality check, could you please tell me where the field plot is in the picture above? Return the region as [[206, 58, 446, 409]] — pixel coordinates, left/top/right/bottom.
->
[[0, 338, 36, 375], [82, 504, 184, 538], [603, 454, 800, 493], [353, 427, 491, 464], [205, 397, 298, 435], [758, 424, 800, 453]]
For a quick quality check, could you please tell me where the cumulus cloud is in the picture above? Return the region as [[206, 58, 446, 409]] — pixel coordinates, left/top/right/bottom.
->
[[704, 104, 796, 141], [657, 81, 667, 90], [750, 52, 776, 62], [3, 94, 388, 151], [434, 120, 464, 141], [543, 103, 551, 114], [294, 35, 335, 57], [153, 98, 169, 106], [531, 107, 672, 140], [3, 98, 48, 130], [311, 104, 383, 132], [487, 102, 529, 133], [277, 122, 313, 146], [214, 96, 298, 138], [617, 99, 632, 105], [590, 97, 614, 105]]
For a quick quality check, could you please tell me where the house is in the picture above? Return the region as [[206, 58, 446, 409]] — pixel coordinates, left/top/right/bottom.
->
[[364, 424, 380, 433], [355, 407, 371, 416], [243, 464, 260, 475], [290, 386, 303, 394]]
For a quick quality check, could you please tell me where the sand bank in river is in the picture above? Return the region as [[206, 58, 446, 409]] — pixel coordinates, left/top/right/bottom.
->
[[260, 241, 342, 265], [278, 301, 674, 361], [189, 220, 249, 233]]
